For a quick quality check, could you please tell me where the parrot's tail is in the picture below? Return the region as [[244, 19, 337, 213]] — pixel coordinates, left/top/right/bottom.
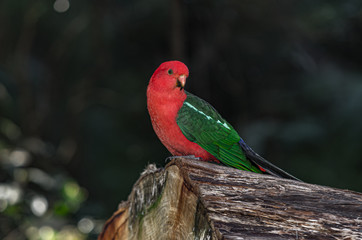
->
[[238, 138, 302, 181]]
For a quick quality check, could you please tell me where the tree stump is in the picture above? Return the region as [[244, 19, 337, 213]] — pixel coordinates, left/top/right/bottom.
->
[[99, 157, 362, 240]]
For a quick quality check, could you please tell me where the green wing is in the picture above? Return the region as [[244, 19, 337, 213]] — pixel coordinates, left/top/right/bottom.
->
[[176, 92, 261, 173]]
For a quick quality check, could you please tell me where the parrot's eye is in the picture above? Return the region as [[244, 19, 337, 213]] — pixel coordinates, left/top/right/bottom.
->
[[168, 69, 173, 75]]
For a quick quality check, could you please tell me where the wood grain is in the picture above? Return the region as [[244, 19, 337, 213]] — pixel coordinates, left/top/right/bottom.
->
[[99, 157, 362, 240]]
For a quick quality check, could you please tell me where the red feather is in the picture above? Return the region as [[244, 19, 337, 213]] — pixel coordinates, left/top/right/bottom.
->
[[147, 61, 219, 162]]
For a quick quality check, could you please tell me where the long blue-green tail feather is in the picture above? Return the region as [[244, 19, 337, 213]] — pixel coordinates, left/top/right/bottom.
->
[[239, 138, 301, 181]]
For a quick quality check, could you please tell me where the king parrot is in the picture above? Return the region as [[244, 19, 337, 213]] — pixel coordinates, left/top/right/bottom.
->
[[147, 61, 300, 181]]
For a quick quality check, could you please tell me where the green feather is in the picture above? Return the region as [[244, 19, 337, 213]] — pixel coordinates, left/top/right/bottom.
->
[[176, 91, 261, 173]]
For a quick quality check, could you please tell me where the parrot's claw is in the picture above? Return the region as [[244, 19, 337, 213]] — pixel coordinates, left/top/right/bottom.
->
[[165, 155, 201, 163]]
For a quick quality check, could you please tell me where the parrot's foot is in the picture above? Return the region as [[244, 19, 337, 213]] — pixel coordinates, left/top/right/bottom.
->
[[165, 155, 201, 163]]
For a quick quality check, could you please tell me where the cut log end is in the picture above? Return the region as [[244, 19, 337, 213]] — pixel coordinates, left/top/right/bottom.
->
[[99, 157, 362, 240]]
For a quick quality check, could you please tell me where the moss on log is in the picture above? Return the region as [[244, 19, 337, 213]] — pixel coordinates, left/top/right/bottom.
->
[[99, 157, 362, 240]]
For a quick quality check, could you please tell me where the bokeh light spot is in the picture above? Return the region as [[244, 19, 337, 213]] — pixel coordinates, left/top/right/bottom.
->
[[77, 217, 95, 234], [9, 149, 30, 167], [64, 182, 80, 200], [0, 184, 22, 205], [29, 168, 56, 190], [38, 226, 54, 240], [30, 196, 48, 217], [25, 226, 39, 240], [53, 0, 70, 13]]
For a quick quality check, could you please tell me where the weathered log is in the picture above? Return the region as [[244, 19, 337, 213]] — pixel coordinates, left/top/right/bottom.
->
[[99, 157, 362, 240]]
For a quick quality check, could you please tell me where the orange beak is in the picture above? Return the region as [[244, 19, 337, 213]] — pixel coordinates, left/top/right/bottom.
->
[[177, 74, 187, 89]]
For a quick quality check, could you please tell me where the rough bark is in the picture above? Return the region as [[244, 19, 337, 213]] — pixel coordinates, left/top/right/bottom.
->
[[99, 157, 362, 240]]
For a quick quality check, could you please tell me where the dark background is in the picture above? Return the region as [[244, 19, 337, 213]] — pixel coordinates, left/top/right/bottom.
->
[[1, 0, 362, 239]]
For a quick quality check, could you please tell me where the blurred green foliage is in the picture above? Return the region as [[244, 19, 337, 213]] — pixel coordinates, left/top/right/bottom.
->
[[0, 0, 362, 239]]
